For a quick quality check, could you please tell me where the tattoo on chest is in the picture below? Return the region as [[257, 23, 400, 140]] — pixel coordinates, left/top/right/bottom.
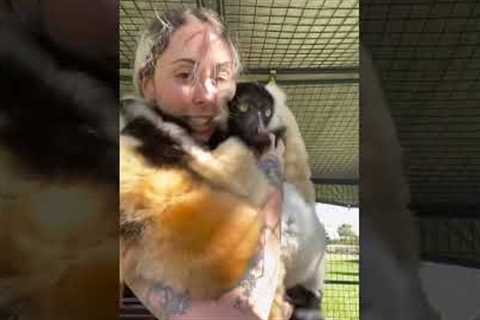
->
[[145, 282, 192, 317]]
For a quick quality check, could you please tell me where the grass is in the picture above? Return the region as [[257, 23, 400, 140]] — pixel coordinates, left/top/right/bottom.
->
[[322, 253, 359, 320]]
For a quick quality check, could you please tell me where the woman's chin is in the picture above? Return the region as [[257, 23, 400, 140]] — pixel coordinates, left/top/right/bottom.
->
[[192, 127, 215, 144]]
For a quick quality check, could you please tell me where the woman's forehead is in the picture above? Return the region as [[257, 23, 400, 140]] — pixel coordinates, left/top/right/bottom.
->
[[175, 15, 219, 43], [161, 20, 232, 66]]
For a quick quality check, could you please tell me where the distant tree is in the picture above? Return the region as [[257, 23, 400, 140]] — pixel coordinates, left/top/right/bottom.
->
[[325, 232, 331, 244], [337, 223, 354, 238], [337, 224, 358, 244]]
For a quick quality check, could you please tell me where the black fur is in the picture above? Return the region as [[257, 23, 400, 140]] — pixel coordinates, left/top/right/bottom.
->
[[229, 82, 274, 149], [122, 117, 188, 168], [210, 82, 286, 153], [286, 285, 323, 320], [0, 16, 118, 183], [119, 217, 149, 242]]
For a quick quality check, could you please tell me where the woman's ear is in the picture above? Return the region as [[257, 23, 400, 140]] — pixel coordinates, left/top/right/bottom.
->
[[141, 77, 155, 103]]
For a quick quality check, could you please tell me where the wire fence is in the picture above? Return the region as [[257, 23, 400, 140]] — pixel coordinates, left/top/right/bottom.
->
[[362, 0, 480, 211], [363, 0, 480, 272], [324, 239, 359, 320], [417, 215, 480, 268]]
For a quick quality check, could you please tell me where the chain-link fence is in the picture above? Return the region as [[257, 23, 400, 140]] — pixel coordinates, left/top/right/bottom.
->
[[317, 203, 359, 320], [324, 241, 359, 320]]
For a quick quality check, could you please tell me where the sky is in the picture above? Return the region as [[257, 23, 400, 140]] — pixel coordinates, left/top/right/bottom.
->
[[315, 203, 359, 239]]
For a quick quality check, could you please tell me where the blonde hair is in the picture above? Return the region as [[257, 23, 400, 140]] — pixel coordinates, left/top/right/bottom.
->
[[133, 7, 241, 96]]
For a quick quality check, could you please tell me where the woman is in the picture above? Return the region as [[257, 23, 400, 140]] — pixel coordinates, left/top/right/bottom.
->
[[120, 7, 290, 320]]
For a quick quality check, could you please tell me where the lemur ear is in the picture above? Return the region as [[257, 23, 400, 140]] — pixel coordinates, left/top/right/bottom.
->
[[265, 82, 287, 106]]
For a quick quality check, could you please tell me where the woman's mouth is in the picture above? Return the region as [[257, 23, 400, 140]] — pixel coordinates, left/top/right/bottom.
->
[[186, 116, 216, 141], [187, 116, 214, 131], [194, 125, 215, 137]]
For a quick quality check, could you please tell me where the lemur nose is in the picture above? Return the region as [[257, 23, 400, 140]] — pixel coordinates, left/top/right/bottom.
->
[[257, 111, 266, 133]]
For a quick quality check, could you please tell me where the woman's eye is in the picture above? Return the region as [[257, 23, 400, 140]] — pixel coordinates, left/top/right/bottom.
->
[[175, 69, 194, 80], [238, 104, 249, 112], [176, 72, 191, 79], [216, 72, 230, 82], [265, 109, 272, 117]]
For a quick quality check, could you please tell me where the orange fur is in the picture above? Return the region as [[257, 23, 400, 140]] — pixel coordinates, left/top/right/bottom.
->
[[120, 137, 264, 299]]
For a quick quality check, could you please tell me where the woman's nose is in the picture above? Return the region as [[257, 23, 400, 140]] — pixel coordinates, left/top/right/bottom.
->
[[192, 78, 217, 108]]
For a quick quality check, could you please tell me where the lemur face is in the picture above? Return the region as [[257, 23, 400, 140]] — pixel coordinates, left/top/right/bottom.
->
[[227, 82, 276, 153]]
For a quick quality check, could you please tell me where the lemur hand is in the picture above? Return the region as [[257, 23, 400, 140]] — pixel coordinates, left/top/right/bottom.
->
[[258, 133, 285, 189]]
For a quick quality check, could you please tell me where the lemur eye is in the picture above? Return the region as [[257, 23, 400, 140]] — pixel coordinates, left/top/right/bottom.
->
[[265, 108, 272, 117], [238, 104, 249, 112]]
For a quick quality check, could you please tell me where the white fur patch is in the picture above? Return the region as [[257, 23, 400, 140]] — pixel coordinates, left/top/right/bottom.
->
[[121, 96, 195, 151], [265, 82, 287, 108], [265, 82, 287, 131], [264, 82, 315, 203], [121, 135, 143, 148]]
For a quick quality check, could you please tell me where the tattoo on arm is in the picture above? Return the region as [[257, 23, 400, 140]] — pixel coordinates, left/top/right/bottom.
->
[[264, 220, 282, 242], [233, 248, 266, 312], [258, 156, 283, 188], [144, 282, 192, 318], [232, 218, 282, 312]]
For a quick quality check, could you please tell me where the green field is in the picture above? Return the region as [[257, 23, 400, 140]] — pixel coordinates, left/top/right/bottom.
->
[[322, 253, 359, 320]]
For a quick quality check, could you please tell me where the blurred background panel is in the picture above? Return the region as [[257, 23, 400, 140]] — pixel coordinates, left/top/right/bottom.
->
[[363, 1, 480, 319], [0, 1, 118, 319]]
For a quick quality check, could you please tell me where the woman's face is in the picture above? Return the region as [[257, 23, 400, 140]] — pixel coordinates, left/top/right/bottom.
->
[[142, 16, 237, 143]]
